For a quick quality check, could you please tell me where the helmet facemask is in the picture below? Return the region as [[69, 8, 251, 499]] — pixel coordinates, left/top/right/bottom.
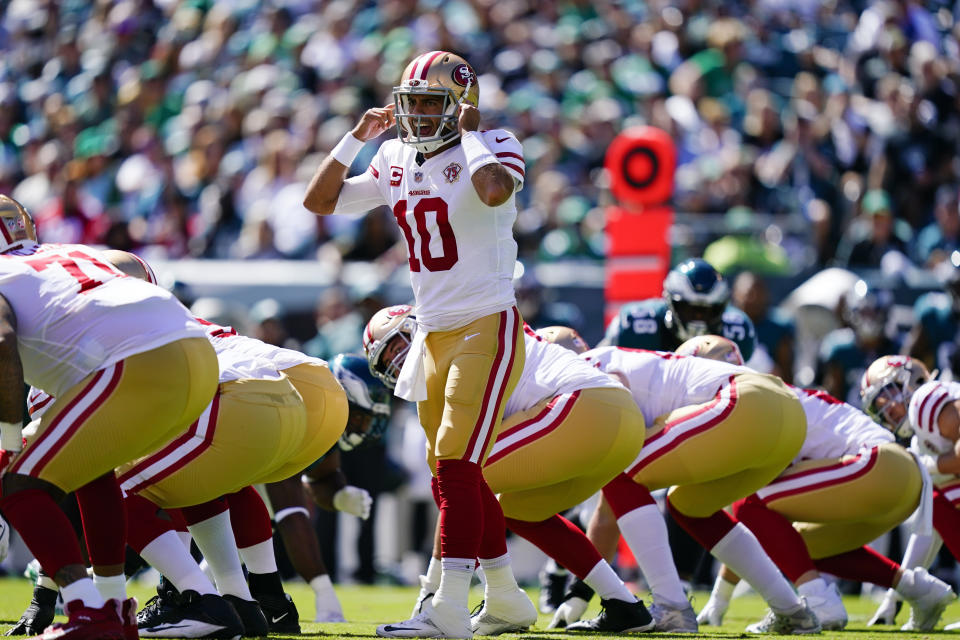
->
[[365, 316, 417, 389], [394, 76, 474, 154], [667, 299, 726, 340], [860, 357, 930, 439]]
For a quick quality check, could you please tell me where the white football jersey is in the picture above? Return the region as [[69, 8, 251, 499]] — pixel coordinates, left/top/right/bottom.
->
[[788, 385, 893, 463], [503, 327, 623, 419], [908, 380, 959, 455], [195, 319, 285, 383], [0, 242, 205, 396], [582, 346, 744, 426], [362, 131, 524, 331]]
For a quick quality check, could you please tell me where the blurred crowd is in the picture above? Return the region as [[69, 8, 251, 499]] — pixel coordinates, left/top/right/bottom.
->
[[0, 0, 958, 275]]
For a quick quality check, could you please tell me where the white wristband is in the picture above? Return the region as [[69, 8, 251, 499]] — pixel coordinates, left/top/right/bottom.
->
[[331, 133, 365, 167], [460, 131, 499, 175], [0, 421, 22, 452]]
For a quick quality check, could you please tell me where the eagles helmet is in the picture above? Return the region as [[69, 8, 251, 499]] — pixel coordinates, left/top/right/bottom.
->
[[663, 259, 730, 341], [860, 355, 932, 438], [843, 280, 892, 342], [394, 51, 479, 154], [331, 354, 392, 451], [675, 334, 745, 366], [0, 194, 37, 253], [363, 305, 417, 389]]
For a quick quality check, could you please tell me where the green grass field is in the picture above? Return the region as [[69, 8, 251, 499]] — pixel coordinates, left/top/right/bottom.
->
[[1, 577, 959, 638]]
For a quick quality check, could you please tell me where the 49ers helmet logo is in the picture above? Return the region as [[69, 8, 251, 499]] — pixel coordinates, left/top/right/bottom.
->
[[452, 64, 476, 88]]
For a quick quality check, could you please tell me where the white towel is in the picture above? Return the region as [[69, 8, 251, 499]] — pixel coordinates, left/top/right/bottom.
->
[[907, 448, 934, 537], [395, 328, 428, 402]]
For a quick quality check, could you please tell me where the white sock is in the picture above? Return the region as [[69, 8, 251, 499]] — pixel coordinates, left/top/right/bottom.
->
[[797, 577, 827, 599], [311, 575, 343, 612], [711, 523, 801, 613], [176, 531, 193, 549], [434, 557, 474, 610], [710, 574, 736, 604], [92, 574, 126, 601], [141, 530, 217, 595], [584, 560, 636, 602], [188, 511, 253, 600], [480, 554, 520, 599], [239, 539, 278, 575], [895, 568, 921, 599], [425, 556, 442, 589], [617, 504, 688, 605], [61, 577, 105, 608]]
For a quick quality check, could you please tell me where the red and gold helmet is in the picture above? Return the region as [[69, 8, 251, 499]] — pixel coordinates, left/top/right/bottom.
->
[[860, 355, 932, 438], [675, 334, 744, 366], [0, 194, 37, 253], [393, 51, 479, 154], [536, 326, 589, 354], [362, 305, 417, 388]]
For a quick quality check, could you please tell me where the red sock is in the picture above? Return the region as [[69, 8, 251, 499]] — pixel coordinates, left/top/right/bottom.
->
[[666, 497, 736, 550], [602, 473, 656, 518], [813, 546, 898, 588], [0, 488, 85, 577], [74, 473, 126, 567], [478, 480, 507, 560], [226, 486, 273, 548], [506, 515, 602, 579], [124, 494, 174, 553], [180, 497, 228, 525], [933, 491, 960, 559], [731, 494, 815, 582], [435, 459, 483, 559]]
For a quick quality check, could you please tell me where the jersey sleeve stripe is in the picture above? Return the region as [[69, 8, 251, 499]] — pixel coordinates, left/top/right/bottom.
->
[[917, 384, 947, 433], [369, 165, 379, 178], [496, 152, 523, 161], [501, 162, 525, 178], [924, 392, 951, 434]]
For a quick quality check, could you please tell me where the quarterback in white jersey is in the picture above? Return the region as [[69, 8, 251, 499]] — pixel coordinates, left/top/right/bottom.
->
[[307, 50, 532, 638]]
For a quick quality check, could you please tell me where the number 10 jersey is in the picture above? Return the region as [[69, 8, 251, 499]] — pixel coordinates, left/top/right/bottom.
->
[[365, 130, 525, 332]]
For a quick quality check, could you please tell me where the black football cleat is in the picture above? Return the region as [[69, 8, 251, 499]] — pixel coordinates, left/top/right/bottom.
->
[[252, 592, 300, 634], [566, 597, 656, 633], [137, 589, 244, 639], [222, 595, 269, 638], [6, 583, 58, 636]]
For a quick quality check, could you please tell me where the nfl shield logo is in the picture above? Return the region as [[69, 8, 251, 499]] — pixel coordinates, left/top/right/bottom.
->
[[414, 171, 424, 183]]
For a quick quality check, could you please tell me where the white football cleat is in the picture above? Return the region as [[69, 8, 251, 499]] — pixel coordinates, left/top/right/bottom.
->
[[377, 597, 472, 639], [802, 581, 847, 631], [899, 568, 956, 632], [746, 599, 821, 635], [696, 595, 729, 627], [411, 575, 438, 619], [650, 598, 698, 633], [470, 590, 537, 635]]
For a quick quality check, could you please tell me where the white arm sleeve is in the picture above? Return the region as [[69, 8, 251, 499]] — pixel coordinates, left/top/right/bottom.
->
[[332, 171, 386, 217]]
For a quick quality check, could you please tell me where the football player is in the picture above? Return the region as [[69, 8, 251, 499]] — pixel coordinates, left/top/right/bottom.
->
[[680, 339, 954, 633], [554, 341, 819, 634], [304, 50, 531, 639], [368, 317, 655, 634], [265, 353, 391, 623], [817, 280, 898, 406], [861, 355, 960, 630], [0, 194, 219, 640], [599, 258, 757, 360]]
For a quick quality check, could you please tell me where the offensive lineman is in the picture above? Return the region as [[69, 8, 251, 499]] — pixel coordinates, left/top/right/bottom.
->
[[0, 194, 219, 640], [303, 50, 532, 638], [679, 339, 954, 633], [366, 314, 654, 633]]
